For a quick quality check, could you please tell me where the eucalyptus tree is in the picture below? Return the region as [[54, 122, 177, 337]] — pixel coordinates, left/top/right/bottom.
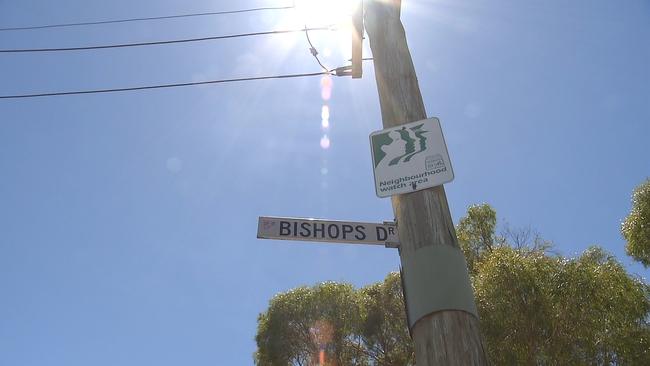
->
[[255, 204, 650, 365], [474, 245, 650, 364], [622, 178, 650, 267]]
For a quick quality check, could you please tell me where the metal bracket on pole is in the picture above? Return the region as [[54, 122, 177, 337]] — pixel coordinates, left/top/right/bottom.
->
[[400, 245, 478, 330], [384, 220, 400, 248], [384, 241, 400, 248], [399, 265, 413, 338], [334, 65, 352, 77]]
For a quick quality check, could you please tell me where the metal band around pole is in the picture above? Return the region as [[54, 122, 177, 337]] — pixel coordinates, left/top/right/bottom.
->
[[400, 244, 478, 330]]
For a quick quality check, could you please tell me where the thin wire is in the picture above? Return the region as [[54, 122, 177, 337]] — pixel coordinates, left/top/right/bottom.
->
[[0, 5, 295, 32], [0, 27, 331, 53], [0, 71, 334, 99], [304, 25, 330, 73]]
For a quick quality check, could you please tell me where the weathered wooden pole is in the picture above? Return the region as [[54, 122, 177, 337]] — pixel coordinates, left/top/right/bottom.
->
[[364, 1, 488, 364]]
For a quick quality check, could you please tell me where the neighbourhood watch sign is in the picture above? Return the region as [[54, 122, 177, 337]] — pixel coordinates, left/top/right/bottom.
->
[[370, 117, 454, 197]]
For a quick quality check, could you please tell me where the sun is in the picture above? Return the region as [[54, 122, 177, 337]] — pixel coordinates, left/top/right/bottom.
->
[[269, 0, 360, 63], [293, 0, 358, 27]]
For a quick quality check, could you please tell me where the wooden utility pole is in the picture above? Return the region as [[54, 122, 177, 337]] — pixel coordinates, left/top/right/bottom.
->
[[364, 0, 488, 364]]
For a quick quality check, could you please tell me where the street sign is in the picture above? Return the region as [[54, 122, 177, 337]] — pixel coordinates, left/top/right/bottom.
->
[[370, 117, 454, 197], [257, 216, 399, 247]]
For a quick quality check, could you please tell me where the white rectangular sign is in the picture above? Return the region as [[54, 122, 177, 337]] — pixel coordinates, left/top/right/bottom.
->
[[257, 216, 399, 246], [370, 117, 454, 197]]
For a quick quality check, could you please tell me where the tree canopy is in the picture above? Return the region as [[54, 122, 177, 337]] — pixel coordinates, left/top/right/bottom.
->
[[622, 179, 650, 267], [254, 275, 413, 365], [475, 245, 649, 364], [255, 204, 650, 365], [456, 203, 498, 275]]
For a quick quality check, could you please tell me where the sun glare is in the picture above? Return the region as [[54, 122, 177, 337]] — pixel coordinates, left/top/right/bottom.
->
[[270, 0, 358, 61], [294, 0, 358, 27]]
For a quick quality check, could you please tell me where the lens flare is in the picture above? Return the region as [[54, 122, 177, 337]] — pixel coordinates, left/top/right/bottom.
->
[[320, 135, 330, 149], [321, 105, 330, 129], [320, 75, 332, 101], [321, 105, 330, 120], [166, 157, 182, 173]]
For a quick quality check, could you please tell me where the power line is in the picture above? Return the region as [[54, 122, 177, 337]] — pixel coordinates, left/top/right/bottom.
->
[[0, 70, 338, 100], [304, 25, 330, 73], [0, 5, 295, 32], [0, 60, 374, 99], [0, 27, 331, 53]]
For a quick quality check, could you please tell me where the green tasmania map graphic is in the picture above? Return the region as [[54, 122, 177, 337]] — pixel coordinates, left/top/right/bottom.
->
[[371, 124, 428, 168]]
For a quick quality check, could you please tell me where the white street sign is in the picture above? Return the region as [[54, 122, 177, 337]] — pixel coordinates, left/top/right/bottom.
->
[[370, 117, 454, 197], [257, 216, 399, 246]]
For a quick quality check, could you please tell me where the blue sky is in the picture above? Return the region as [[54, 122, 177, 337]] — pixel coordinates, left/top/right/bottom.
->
[[1, 0, 649, 364]]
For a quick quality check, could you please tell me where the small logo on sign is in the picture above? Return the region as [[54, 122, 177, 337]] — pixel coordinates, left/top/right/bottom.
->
[[262, 220, 276, 230], [425, 154, 446, 172]]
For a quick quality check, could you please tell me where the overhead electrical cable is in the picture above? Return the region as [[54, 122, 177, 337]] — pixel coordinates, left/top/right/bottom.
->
[[304, 25, 330, 73], [0, 70, 341, 100], [0, 60, 374, 100], [0, 5, 295, 32], [0, 27, 331, 53]]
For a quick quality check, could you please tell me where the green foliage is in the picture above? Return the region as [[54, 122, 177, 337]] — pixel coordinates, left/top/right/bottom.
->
[[456, 203, 498, 274], [358, 273, 414, 365], [474, 247, 555, 364], [255, 282, 364, 365], [255, 275, 413, 366], [475, 245, 650, 365], [622, 179, 650, 267], [256, 204, 650, 365]]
